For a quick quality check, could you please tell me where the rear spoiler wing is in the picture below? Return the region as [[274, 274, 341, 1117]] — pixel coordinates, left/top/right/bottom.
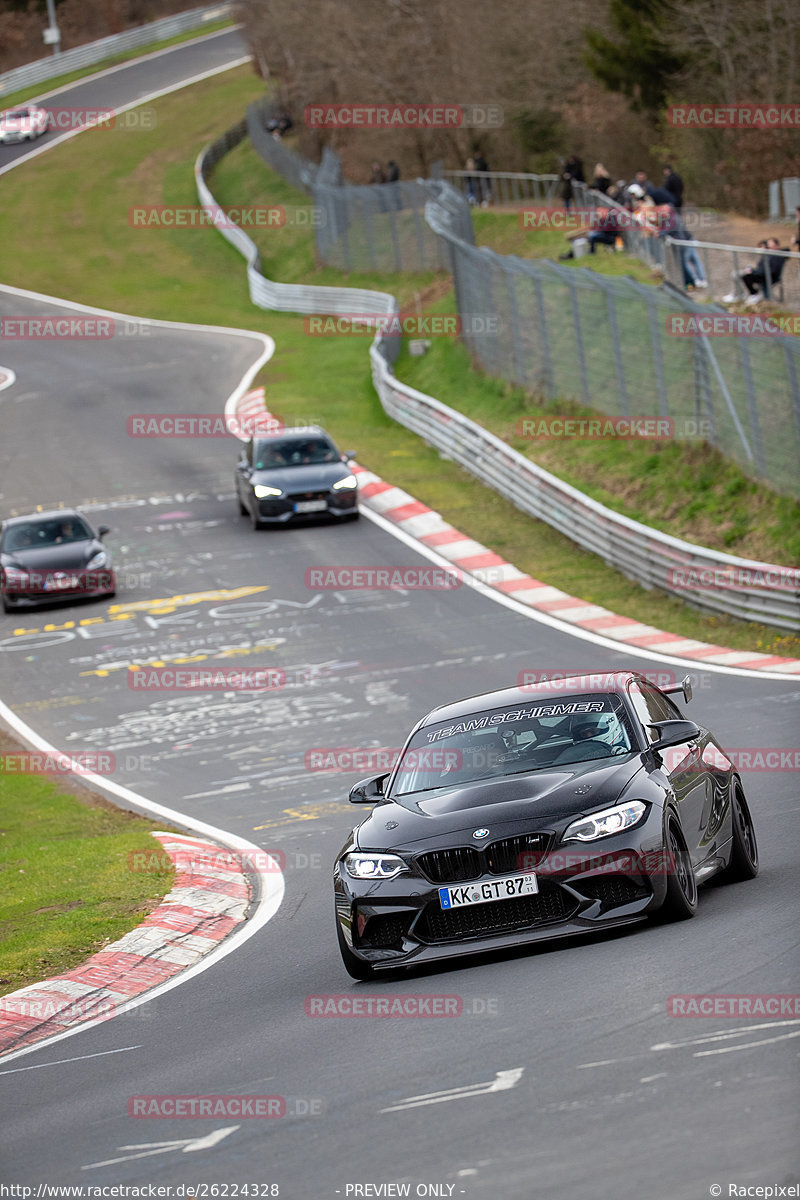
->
[[662, 675, 693, 704]]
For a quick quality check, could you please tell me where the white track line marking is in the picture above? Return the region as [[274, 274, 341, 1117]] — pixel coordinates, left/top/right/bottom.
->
[[359, 506, 800, 682], [0, 288, 280, 1067], [0, 1045, 142, 1075], [381, 1068, 524, 1112]]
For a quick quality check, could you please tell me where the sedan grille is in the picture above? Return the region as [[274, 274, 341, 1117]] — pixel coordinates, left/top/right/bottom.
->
[[416, 833, 551, 884], [415, 882, 576, 943], [287, 490, 328, 501]]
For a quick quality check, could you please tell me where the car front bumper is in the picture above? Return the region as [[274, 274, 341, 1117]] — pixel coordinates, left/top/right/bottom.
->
[[334, 814, 670, 972], [2, 570, 116, 608], [254, 489, 358, 523]]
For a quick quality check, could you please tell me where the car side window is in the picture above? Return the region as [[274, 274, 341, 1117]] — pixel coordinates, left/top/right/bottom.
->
[[653, 688, 683, 720], [628, 683, 664, 742]]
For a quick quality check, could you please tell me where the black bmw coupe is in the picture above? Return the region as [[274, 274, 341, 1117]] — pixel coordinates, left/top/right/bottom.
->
[[333, 671, 758, 978]]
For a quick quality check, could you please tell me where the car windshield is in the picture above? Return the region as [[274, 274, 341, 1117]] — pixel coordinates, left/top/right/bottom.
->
[[391, 694, 634, 795], [2, 517, 92, 551], [254, 436, 339, 468]]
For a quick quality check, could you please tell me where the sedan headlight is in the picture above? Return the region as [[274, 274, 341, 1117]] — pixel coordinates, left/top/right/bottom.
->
[[2, 567, 28, 587], [344, 852, 407, 880], [563, 801, 646, 842], [332, 474, 358, 491], [86, 550, 109, 570], [254, 484, 283, 498]]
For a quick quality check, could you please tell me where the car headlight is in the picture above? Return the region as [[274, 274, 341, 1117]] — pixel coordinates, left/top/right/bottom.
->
[[563, 801, 646, 842], [332, 474, 358, 491], [254, 484, 283, 498], [344, 852, 407, 880], [86, 550, 109, 570], [2, 567, 28, 586]]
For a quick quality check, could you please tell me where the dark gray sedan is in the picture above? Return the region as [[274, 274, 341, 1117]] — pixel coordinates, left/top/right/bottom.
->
[[235, 426, 359, 529]]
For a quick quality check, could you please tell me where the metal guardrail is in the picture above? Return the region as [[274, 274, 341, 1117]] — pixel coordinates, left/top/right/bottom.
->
[[663, 237, 800, 308], [197, 121, 800, 632], [246, 99, 464, 273], [369, 346, 800, 630], [196, 125, 393, 319], [0, 3, 232, 97], [443, 169, 560, 205]]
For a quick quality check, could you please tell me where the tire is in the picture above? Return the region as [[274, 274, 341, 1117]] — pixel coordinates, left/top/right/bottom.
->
[[348, 510, 360, 522], [720, 782, 759, 882], [336, 920, 376, 980], [658, 813, 698, 921]]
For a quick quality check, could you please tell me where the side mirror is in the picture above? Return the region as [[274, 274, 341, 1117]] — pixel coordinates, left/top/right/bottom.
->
[[648, 719, 701, 752], [662, 674, 693, 704], [348, 773, 388, 803], [97, 525, 110, 538], [342, 450, 356, 462]]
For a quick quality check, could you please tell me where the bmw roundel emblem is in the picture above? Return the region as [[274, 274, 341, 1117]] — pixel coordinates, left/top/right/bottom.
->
[[472, 828, 490, 840]]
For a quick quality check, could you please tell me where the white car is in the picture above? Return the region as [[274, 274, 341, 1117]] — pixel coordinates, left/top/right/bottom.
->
[[0, 104, 49, 144]]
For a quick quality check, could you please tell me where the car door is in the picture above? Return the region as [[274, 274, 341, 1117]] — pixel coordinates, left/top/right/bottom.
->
[[629, 682, 711, 867]]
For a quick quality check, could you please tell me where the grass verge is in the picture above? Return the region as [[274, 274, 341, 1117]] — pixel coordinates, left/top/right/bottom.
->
[[0, 66, 797, 658], [0, 732, 176, 998]]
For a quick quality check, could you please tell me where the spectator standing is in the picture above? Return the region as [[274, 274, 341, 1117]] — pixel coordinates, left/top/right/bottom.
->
[[386, 160, 400, 182], [560, 155, 583, 211], [465, 156, 478, 205], [592, 163, 612, 194], [474, 153, 492, 206], [663, 163, 684, 210], [369, 161, 386, 184], [564, 155, 585, 183]]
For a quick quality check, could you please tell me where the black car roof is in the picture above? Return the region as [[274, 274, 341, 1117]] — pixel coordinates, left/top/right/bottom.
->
[[417, 671, 644, 727], [254, 425, 328, 442], [2, 509, 83, 528]]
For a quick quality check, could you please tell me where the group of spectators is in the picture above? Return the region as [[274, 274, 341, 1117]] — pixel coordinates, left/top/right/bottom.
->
[[369, 160, 400, 184], [265, 112, 293, 140], [558, 157, 707, 290]]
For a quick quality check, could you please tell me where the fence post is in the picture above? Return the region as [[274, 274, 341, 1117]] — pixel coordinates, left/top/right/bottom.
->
[[646, 295, 669, 419], [503, 266, 527, 388], [693, 329, 715, 443], [532, 273, 555, 397], [737, 337, 766, 478], [606, 290, 629, 416], [565, 275, 591, 405]]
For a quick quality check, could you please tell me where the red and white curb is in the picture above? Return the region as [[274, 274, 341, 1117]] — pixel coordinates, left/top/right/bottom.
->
[[0, 832, 251, 1057], [234, 389, 800, 677]]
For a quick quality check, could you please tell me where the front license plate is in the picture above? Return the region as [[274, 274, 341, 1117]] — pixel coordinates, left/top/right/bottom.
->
[[294, 500, 328, 513], [44, 575, 81, 591], [439, 872, 538, 910]]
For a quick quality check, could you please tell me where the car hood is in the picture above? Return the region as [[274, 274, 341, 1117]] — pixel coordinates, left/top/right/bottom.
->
[[2, 541, 103, 571], [250, 463, 352, 491], [354, 756, 645, 850]]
